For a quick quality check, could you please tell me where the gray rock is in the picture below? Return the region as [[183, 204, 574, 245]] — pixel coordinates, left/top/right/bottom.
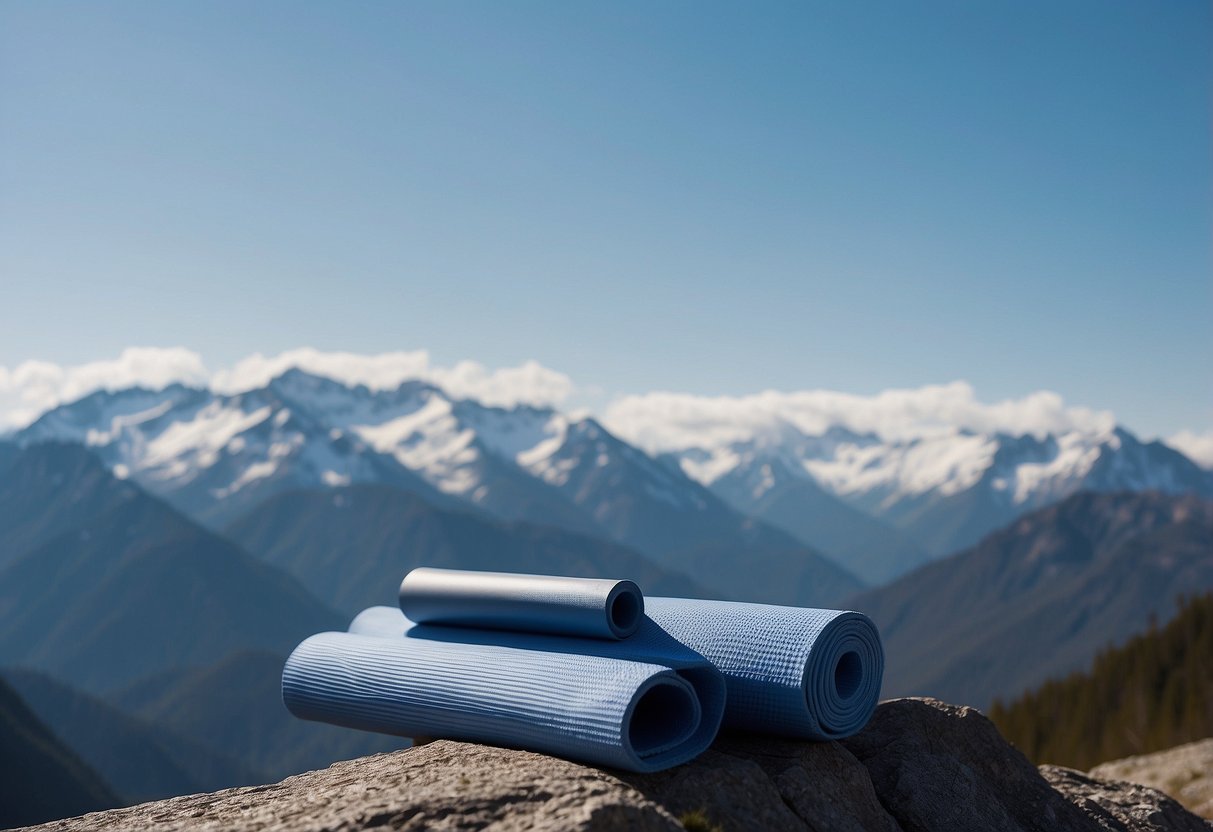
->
[[16, 741, 683, 832], [1041, 766, 1212, 832], [1089, 739, 1213, 820], [17, 699, 1210, 832], [842, 697, 1100, 832]]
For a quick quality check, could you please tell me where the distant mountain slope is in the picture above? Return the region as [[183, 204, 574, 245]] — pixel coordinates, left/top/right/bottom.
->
[[225, 484, 709, 615], [3, 669, 265, 804], [21, 376, 864, 606], [526, 418, 863, 605], [990, 592, 1213, 772], [0, 443, 344, 691], [0, 438, 143, 573], [108, 651, 404, 782], [848, 491, 1213, 708], [16, 381, 451, 528], [0, 676, 119, 828], [0, 441, 18, 477], [705, 453, 928, 584], [626, 413, 1213, 567]]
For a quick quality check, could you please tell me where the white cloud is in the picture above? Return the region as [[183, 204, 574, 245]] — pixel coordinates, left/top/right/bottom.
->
[[0, 347, 575, 431], [2, 348, 1205, 469], [210, 349, 573, 408], [601, 381, 1120, 454], [429, 359, 574, 409], [1166, 429, 1213, 469], [0, 347, 209, 430], [209, 348, 433, 394]]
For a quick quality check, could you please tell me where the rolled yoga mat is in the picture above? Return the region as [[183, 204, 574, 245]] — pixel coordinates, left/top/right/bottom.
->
[[351, 595, 883, 741], [644, 597, 883, 739], [284, 617, 725, 773], [398, 567, 644, 640]]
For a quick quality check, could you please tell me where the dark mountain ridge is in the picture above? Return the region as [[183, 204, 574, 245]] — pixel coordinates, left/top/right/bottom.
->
[[3, 669, 265, 804], [17, 376, 865, 605], [0, 443, 345, 692], [849, 490, 1213, 708], [224, 482, 710, 615], [0, 676, 119, 829]]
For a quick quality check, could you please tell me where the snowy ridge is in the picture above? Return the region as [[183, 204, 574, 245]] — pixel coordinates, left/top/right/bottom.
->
[[660, 421, 1205, 514], [15, 369, 1213, 580], [620, 406, 1212, 559]]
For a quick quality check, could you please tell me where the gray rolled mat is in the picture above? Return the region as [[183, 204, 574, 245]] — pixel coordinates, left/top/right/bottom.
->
[[284, 616, 725, 773], [398, 567, 644, 639], [350, 595, 883, 741]]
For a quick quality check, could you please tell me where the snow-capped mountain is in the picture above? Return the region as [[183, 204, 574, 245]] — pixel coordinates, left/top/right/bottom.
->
[[16, 370, 863, 606], [642, 419, 1213, 562], [19, 376, 445, 525], [699, 449, 930, 585], [22, 366, 1210, 592]]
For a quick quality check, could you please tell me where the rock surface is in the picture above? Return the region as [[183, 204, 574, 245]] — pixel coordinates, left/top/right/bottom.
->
[[17, 699, 1211, 832], [1089, 739, 1213, 820]]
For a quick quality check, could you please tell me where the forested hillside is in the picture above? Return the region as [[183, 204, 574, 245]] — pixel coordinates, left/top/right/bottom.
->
[[990, 593, 1213, 770]]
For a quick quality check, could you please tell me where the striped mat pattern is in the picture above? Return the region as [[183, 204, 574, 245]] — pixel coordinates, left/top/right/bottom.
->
[[283, 568, 883, 772]]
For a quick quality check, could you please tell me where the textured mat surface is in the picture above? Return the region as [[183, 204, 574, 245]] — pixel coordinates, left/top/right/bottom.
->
[[644, 597, 883, 739], [285, 616, 725, 772], [348, 595, 883, 741], [286, 571, 883, 772]]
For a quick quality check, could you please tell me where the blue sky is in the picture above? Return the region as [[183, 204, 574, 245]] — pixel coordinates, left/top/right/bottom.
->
[[1, 1, 1208, 438]]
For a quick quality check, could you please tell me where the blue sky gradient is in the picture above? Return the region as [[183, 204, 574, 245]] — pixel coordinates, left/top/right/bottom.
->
[[1, 1, 1208, 436]]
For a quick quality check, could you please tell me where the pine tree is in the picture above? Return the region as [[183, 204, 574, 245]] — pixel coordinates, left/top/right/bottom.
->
[[989, 593, 1213, 770]]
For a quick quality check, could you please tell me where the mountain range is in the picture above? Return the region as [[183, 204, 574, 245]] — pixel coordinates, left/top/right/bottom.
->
[[15, 370, 1212, 586], [15, 372, 860, 606], [850, 490, 1213, 708], [0, 442, 344, 692], [3, 369, 1213, 823], [659, 422, 1213, 581], [224, 483, 708, 616]]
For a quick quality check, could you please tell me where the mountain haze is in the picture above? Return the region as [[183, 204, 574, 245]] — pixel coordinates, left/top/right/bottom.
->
[[3, 669, 265, 804], [638, 417, 1213, 577], [19, 373, 863, 605], [0, 442, 344, 691], [0, 677, 119, 828], [990, 592, 1213, 772], [850, 491, 1213, 708], [108, 651, 405, 781], [225, 483, 707, 615], [11, 366, 1213, 588]]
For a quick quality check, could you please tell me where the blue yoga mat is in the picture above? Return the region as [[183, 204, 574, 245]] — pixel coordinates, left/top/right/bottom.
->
[[285, 570, 883, 772], [284, 614, 725, 773], [349, 595, 882, 741], [644, 597, 883, 739]]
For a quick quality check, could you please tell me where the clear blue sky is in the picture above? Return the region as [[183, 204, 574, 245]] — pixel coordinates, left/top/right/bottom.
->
[[1, 1, 1208, 436]]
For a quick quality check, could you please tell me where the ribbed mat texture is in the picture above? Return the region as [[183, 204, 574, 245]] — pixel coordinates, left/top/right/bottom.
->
[[284, 568, 883, 772], [283, 628, 722, 772], [644, 597, 883, 739]]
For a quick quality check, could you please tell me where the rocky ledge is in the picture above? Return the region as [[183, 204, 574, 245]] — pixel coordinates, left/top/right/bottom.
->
[[18, 699, 1211, 832], [1089, 739, 1213, 820]]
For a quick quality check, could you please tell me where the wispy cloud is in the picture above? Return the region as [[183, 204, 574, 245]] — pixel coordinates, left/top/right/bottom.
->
[[0, 347, 574, 430], [601, 381, 1119, 452], [0, 347, 210, 429], [1166, 429, 1213, 469], [2, 349, 1206, 473]]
